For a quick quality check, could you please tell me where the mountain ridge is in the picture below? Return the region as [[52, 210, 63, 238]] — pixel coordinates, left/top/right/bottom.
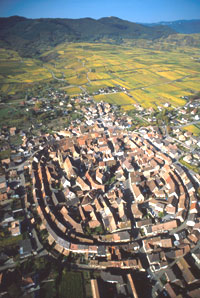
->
[[0, 16, 175, 57]]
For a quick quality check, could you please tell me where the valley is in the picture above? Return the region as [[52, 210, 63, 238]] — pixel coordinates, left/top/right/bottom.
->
[[0, 14, 200, 298], [0, 36, 200, 110]]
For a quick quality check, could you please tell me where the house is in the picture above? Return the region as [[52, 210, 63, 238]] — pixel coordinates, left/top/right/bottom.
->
[[0, 175, 7, 194], [165, 205, 176, 214], [9, 220, 21, 236], [10, 127, 16, 136], [100, 207, 117, 233], [147, 253, 161, 265], [190, 202, 198, 214], [63, 157, 76, 179], [165, 269, 180, 283], [192, 248, 200, 265], [76, 176, 90, 191], [187, 233, 198, 244], [91, 279, 100, 298], [131, 203, 143, 219], [176, 258, 198, 285], [148, 180, 158, 193], [187, 288, 200, 298], [2, 211, 14, 226], [164, 283, 177, 298], [96, 168, 104, 184], [21, 276, 35, 290], [100, 271, 124, 284], [60, 206, 83, 233], [122, 158, 134, 172], [131, 184, 144, 202], [187, 214, 196, 226], [97, 246, 107, 257], [146, 220, 178, 235], [85, 171, 104, 191], [136, 218, 153, 228]]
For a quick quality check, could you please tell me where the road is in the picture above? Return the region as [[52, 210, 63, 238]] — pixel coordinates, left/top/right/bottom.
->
[[44, 66, 87, 94], [173, 120, 200, 129], [9, 151, 49, 257]]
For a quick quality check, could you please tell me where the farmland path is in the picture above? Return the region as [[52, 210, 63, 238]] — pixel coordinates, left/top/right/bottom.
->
[[43, 66, 87, 93]]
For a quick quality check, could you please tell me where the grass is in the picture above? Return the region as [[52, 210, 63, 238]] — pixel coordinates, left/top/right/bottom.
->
[[0, 149, 11, 160], [179, 157, 200, 174], [58, 270, 84, 298], [40, 281, 56, 298], [0, 234, 23, 248]]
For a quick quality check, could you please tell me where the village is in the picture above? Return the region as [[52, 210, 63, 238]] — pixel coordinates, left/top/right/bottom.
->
[[0, 90, 200, 298]]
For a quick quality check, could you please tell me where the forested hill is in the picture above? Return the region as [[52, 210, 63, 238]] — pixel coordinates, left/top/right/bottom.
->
[[0, 16, 175, 57]]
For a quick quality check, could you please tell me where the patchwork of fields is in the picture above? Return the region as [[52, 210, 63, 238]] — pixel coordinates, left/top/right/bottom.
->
[[0, 37, 200, 108]]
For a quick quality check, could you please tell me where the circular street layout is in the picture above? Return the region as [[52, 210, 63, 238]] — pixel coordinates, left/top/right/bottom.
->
[[29, 103, 199, 274]]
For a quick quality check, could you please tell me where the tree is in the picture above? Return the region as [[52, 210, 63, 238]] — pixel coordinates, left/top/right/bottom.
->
[[7, 283, 22, 298]]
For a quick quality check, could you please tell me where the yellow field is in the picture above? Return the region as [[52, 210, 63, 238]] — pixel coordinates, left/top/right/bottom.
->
[[183, 125, 200, 136], [94, 92, 135, 106], [110, 79, 131, 89], [156, 71, 183, 80], [129, 90, 159, 108], [157, 93, 186, 106], [65, 87, 82, 95], [122, 105, 135, 111], [0, 39, 200, 108], [179, 80, 200, 90], [67, 75, 88, 85]]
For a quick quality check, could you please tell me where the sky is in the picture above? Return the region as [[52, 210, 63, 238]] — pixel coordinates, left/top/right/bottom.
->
[[0, 0, 200, 23]]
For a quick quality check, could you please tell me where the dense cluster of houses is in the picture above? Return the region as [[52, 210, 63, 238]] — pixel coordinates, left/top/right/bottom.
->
[[21, 99, 200, 297], [1, 95, 200, 297]]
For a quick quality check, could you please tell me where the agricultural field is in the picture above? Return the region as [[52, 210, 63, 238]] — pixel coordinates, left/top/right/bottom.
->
[[94, 92, 136, 107], [62, 86, 82, 95], [0, 37, 200, 109], [183, 124, 200, 136]]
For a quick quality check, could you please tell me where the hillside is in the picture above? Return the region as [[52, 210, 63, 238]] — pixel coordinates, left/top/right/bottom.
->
[[0, 16, 174, 57]]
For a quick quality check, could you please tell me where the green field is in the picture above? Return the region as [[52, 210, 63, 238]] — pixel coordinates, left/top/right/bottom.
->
[[0, 36, 200, 108], [58, 270, 84, 298]]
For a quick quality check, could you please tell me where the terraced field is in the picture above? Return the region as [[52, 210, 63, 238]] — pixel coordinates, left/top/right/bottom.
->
[[0, 37, 200, 108]]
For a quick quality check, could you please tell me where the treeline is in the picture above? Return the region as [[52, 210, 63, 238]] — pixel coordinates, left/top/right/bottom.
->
[[0, 16, 174, 58]]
